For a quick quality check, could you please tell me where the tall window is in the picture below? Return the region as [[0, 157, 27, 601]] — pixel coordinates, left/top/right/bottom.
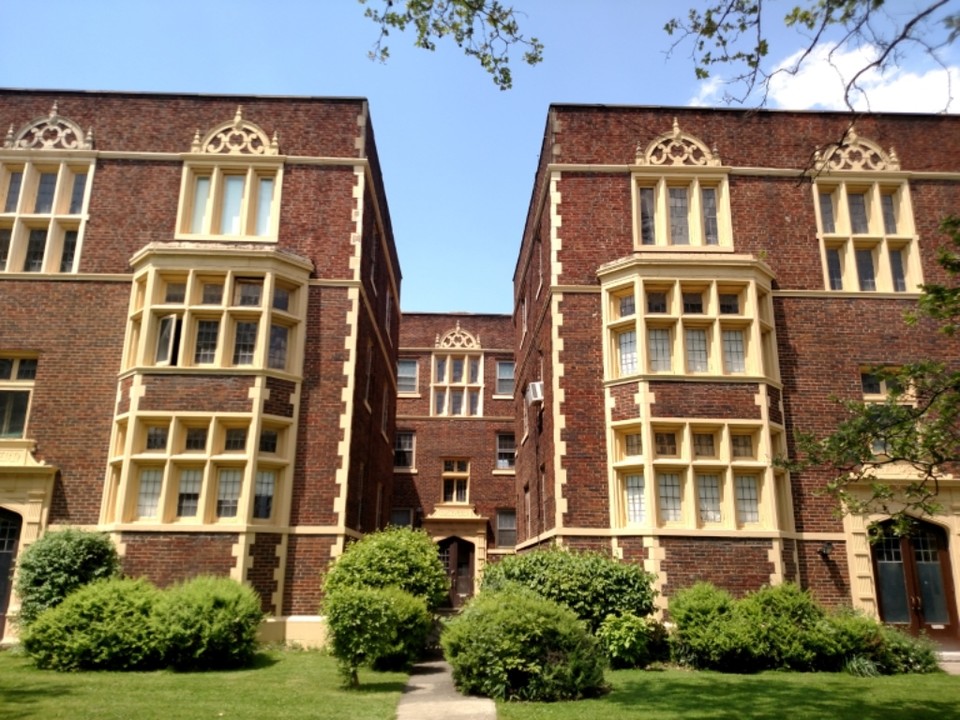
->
[[442, 459, 469, 503], [397, 359, 418, 393], [624, 473, 645, 524], [816, 181, 919, 293], [658, 473, 682, 522], [0, 161, 91, 273], [496, 360, 515, 395], [634, 176, 729, 247], [433, 353, 482, 416], [735, 475, 760, 524], [496, 509, 517, 548], [697, 474, 722, 523], [496, 433, 516, 469], [180, 166, 280, 239], [394, 431, 415, 468], [0, 356, 36, 438]]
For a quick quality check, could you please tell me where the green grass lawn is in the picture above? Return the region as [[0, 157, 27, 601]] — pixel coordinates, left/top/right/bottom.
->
[[497, 667, 960, 720], [0, 647, 406, 720]]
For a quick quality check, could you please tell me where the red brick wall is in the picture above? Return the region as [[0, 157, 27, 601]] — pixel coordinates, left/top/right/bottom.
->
[[264, 378, 297, 418], [660, 537, 774, 600], [248, 533, 282, 614], [797, 540, 851, 608], [138, 375, 254, 413], [284, 534, 335, 615], [650, 382, 761, 420], [120, 532, 237, 587]]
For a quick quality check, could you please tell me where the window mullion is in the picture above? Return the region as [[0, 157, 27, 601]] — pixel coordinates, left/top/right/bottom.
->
[[689, 178, 702, 246], [209, 168, 224, 234], [654, 178, 667, 245]]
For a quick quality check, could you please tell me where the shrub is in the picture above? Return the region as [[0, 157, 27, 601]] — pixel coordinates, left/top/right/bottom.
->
[[441, 586, 606, 702], [21, 578, 162, 671], [668, 582, 747, 670], [152, 576, 263, 671], [734, 583, 826, 671], [14, 529, 120, 626], [324, 586, 431, 686], [596, 613, 668, 669], [481, 547, 656, 631], [877, 625, 940, 674], [323, 527, 448, 611]]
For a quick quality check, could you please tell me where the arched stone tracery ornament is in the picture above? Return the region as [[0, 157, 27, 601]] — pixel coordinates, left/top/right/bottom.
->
[[435, 321, 481, 349], [3, 102, 93, 150], [814, 127, 900, 172], [191, 106, 279, 155], [636, 117, 721, 167]]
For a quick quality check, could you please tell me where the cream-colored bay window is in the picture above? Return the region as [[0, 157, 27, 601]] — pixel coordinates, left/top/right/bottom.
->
[[600, 258, 777, 382], [178, 163, 281, 240], [123, 246, 310, 375], [611, 419, 788, 531]]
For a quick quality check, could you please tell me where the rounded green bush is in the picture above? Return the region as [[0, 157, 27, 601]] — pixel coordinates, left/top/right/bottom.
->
[[325, 585, 431, 686], [152, 576, 264, 670], [735, 583, 826, 671], [596, 612, 668, 669], [441, 586, 606, 702], [21, 578, 162, 671], [14, 529, 120, 626], [481, 547, 656, 631], [668, 582, 752, 671], [323, 527, 448, 611]]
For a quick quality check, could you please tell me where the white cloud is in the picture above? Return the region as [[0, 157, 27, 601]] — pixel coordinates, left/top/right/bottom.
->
[[688, 43, 960, 113]]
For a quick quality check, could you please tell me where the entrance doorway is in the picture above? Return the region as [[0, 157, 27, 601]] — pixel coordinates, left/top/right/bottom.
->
[[872, 519, 958, 644], [438, 537, 474, 609], [0, 509, 23, 638]]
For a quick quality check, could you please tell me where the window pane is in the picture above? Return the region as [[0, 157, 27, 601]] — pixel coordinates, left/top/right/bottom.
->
[[625, 474, 645, 524], [394, 432, 414, 467], [618, 330, 637, 375], [639, 187, 655, 245], [34, 173, 57, 213], [848, 193, 869, 233], [191, 176, 210, 232], [860, 372, 882, 395], [434, 390, 446, 415], [826, 248, 844, 290], [398, 359, 418, 393], [24, 229, 46, 271], [234, 280, 262, 306], [890, 248, 907, 292], [224, 428, 247, 451], [450, 390, 463, 415], [624, 432, 643, 456], [647, 291, 667, 313], [156, 315, 180, 365], [145, 425, 168, 450], [701, 187, 719, 245], [137, 468, 163, 517], [216, 468, 241, 517], [469, 357, 480, 383], [856, 248, 876, 291], [655, 432, 677, 456], [233, 321, 258, 365], [4, 171, 22, 213], [682, 293, 703, 313], [619, 294, 636, 318], [194, 320, 219, 363], [722, 330, 745, 373], [164, 282, 186, 303], [273, 285, 290, 311], [881, 194, 897, 234], [254, 470, 275, 519], [185, 427, 207, 451], [698, 474, 721, 522], [719, 294, 739, 314], [819, 191, 835, 233], [435, 357, 446, 382], [202, 283, 223, 304], [668, 187, 689, 244], [60, 230, 78, 272], [497, 510, 517, 547], [255, 177, 274, 236], [685, 328, 708, 372], [177, 468, 202, 517], [496, 361, 514, 395], [0, 359, 11, 380], [16, 359, 37, 380], [468, 389, 480, 416], [259, 429, 279, 453], [732, 434, 754, 458], [693, 433, 715, 457], [390, 509, 413, 527], [735, 475, 759, 523], [451, 358, 464, 382], [497, 434, 516, 469], [220, 175, 244, 234], [69, 172, 87, 214], [0, 228, 10, 271], [648, 328, 672, 371], [0, 390, 29, 438], [269, 324, 288, 370], [658, 473, 682, 522]]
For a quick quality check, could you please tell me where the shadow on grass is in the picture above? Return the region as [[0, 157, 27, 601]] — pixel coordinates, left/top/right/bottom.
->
[[351, 680, 409, 694], [603, 671, 960, 720], [1, 682, 73, 720]]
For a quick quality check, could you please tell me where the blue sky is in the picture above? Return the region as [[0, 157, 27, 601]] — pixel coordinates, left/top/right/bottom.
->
[[2, 1, 957, 313]]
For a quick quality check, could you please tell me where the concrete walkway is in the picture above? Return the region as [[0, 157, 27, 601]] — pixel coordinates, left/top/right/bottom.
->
[[395, 658, 496, 720], [939, 651, 960, 675]]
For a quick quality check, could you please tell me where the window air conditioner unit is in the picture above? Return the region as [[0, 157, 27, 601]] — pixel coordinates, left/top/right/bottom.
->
[[526, 381, 544, 405]]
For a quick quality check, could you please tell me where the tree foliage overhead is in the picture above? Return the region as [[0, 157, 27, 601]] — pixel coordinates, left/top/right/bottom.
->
[[791, 217, 960, 534], [358, 0, 543, 89], [665, 0, 959, 108]]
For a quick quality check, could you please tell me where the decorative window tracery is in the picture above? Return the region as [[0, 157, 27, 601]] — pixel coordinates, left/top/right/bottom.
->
[[814, 128, 899, 173], [190, 106, 279, 156], [4, 102, 93, 151], [635, 118, 721, 167], [435, 322, 481, 349]]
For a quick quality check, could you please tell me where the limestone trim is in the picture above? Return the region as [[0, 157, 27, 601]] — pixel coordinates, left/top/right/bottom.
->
[[191, 106, 278, 156], [814, 127, 898, 173], [636, 118, 721, 167], [4, 102, 93, 151]]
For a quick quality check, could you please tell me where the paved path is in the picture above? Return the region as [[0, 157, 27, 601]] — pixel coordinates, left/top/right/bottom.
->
[[940, 651, 960, 675], [395, 658, 496, 720]]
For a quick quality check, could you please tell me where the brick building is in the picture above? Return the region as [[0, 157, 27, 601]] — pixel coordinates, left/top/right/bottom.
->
[[391, 313, 516, 607], [511, 105, 960, 644], [0, 90, 400, 644]]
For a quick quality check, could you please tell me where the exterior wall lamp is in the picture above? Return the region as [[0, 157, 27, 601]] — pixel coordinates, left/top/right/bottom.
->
[[818, 542, 834, 558]]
